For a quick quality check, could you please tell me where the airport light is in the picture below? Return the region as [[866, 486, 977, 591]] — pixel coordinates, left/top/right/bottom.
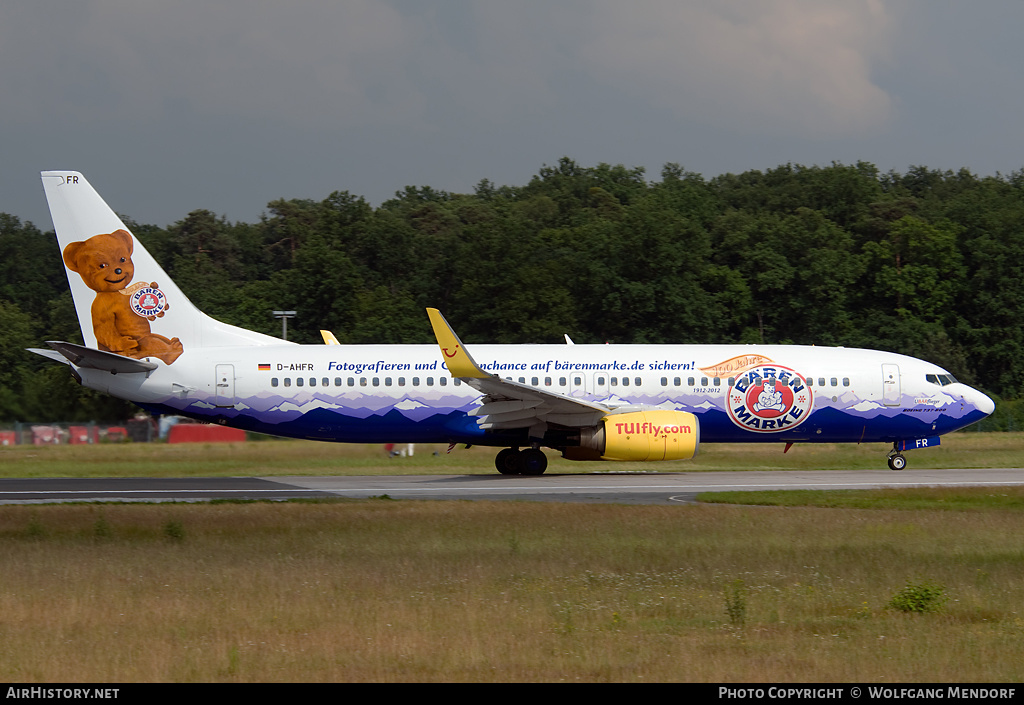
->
[[273, 310, 296, 341]]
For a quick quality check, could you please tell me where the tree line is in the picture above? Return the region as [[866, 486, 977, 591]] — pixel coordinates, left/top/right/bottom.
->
[[2, 158, 1024, 422]]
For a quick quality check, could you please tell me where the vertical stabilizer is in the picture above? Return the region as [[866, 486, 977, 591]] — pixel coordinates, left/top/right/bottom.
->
[[41, 171, 288, 362]]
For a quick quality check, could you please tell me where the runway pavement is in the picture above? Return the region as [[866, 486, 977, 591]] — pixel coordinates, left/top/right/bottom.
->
[[1, 468, 1023, 504]]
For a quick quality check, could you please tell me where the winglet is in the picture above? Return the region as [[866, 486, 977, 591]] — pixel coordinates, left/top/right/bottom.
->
[[426, 308, 489, 379], [320, 329, 341, 345]]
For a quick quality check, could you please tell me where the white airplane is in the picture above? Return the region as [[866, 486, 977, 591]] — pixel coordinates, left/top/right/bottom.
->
[[32, 171, 995, 475]]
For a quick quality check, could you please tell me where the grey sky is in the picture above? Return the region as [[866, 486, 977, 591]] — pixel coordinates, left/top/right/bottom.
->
[[3, 1, 1023, 230]]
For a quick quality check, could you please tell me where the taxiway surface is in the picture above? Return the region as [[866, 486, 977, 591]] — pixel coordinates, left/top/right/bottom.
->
[[1, 468, 1022, 504]]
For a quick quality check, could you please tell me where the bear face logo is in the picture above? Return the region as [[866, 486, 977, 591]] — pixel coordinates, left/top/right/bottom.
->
[[62, 229, 183, 365], [62, 230, 136, 294], [727, 365, 813, 433]]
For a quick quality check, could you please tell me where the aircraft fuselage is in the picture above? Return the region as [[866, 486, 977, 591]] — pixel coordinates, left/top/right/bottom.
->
[[81, 342, 992, 450]]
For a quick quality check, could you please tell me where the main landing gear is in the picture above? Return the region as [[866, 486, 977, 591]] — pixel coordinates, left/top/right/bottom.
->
[[495, 447, 548, 476], [887, 444, 907, 471]]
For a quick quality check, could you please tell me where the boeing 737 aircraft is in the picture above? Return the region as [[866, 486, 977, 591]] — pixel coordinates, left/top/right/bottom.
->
[[32, 171, 995, 475]]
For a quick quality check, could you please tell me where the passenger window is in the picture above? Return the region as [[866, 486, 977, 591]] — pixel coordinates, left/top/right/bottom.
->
[[296, 378, 304, 387], [674, 377, 681, 386], [622, 377, 629, 387], [830, 378, 837, 387], [634, 377, 641, 386], [843, 378, 850, 387], [688, 377, 695, 386], [360, 378, 367, 386], [661, 377, 668, 387], [284, 378, 291, 387], [412, 377, 420, 386], [385, 377, 392, 386], [611, 377, 618, 387], [818, 378, 825, 387], [271, 378, 279, 388], [427, 377, 434, 386], [440, 378, 447, 386]]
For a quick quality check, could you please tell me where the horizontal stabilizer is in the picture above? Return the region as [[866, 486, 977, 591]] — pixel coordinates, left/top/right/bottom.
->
[[27, 348, 71, 365], [44, 341, 158, 374]]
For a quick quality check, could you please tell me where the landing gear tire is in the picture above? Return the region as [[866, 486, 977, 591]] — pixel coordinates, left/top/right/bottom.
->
[[888, 453, 907, 471], [495, 448, 521, 475], [519, 448, 548, 476]]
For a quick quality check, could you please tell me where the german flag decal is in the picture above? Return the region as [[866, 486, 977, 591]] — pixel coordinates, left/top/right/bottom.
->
[[258, 363, 271, 371]]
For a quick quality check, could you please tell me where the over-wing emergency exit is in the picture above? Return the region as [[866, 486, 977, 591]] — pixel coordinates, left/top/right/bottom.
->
[[31, 171, 995, 475]]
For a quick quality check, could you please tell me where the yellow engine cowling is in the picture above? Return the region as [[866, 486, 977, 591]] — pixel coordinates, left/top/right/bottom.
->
[[569, 409, 700, 461]]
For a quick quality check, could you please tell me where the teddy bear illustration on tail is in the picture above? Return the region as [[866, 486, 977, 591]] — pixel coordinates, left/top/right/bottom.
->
[[62, 229, 184, 365]]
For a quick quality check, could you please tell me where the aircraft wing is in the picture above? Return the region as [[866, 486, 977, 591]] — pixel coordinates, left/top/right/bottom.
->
[[426, 309, 610, 431]]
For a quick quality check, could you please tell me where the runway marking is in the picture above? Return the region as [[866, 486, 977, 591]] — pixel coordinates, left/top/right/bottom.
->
[[0, 489, 321, 496], [291, 481, 1024, 490], [2, 474, 1023, 504], [3, 482, 1022, 495]]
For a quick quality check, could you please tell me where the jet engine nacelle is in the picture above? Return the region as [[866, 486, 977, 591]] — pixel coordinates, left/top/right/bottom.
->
[[568, 409, 700, 461]]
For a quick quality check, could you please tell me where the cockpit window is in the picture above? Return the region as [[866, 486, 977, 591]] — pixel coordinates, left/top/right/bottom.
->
[[927, 373, 959, 386]]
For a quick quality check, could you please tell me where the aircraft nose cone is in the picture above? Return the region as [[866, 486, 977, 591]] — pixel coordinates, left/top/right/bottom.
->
[[966, 387, 995, 417], [976, 389, 995, 417]]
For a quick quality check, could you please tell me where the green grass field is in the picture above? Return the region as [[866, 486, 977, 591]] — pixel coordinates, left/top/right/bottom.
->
[[2, 498, 1024, 682], [0, 429, 1018, 477], [1, 432, 1022, 682]]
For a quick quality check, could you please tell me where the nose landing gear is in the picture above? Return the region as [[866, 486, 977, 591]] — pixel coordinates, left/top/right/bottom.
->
[[887, 444, 907, 471]]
